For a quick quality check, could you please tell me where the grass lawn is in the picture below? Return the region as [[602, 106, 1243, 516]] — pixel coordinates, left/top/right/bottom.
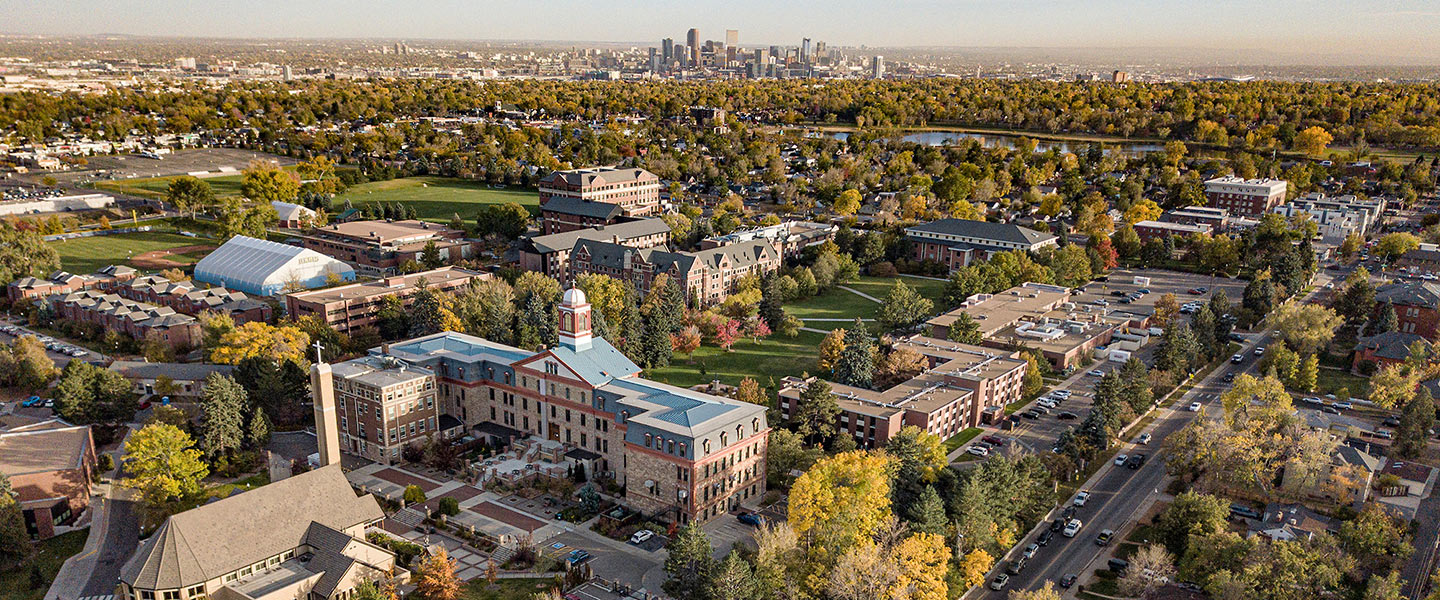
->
[[785, 287, 881, 325], [1315, 367, 1369, 398], [0, 530, 88, 600], [646, 330, 825, 390], [844, 275, 948, 305], [95, 172, 253, 201], [49, 231, 208, 273], [334, 176, 538, 222], [943, 427, 984, 453], [461, 577, 558, 600]]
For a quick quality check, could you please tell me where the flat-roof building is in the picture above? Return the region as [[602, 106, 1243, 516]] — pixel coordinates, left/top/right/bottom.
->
[[0, 423, 96, 539], [284, 266, 490, 334], [927, 282, 1125, 371], [1132, 220, 1212, 243], [297, 220, 476, 276], [1203, 176, 1288, 217]]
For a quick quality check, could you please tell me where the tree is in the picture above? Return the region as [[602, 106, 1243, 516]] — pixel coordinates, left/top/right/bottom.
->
[[833, 189, 862, 216], [792, 377, 840, 445], [877, 280, 934, 330], [788, 451, 892, 552], [1153, 293, 1181, 328], [420, 240, 444, 269], [956, 549, 992, 589], [53, 360, 135, 423], [1006, 583, 1062, 600], [1, 335, 56, 391], [209, 322, 310, 365], [1293, 126, 1334, 155], [247, 406, 272, 449], [414, 548, 462, 600], [736, 377, 766, 406], [1269, 301, 1342, 355], [710, 551, 759, 600], [166, 176, 214, 219], [200, 373, 248, 457], [1049, 245, 1093, 288], [1155, 490, 1229, 557], [1374, 232, 1420, 262], [946, 312, 982, 344], [1123, 199, 1163, 224], [890, 532, 948, 600], [0, 473, 30, 567], [403, 484, 427, 505], [122, 423, 209, 509], [1294, 353, 1319, 393], [1339, 233, 1363, 260], [829, 542, 898, 600], [1119, 544, 1177, 598], [906, 486, 948, 536], [1395, 388, 1436, 459], [475, 203, 531, 240], [1369, 301, 1399, 336], [819, 328, 847, 373], [409, 285, 463, 336], [240, 162, 300, 204], [0, 223, 60, 291], [833, 319, 875, 388], [766, 429, 820, 488], [1156, 323, 1198, 373], [876, 348, 927, 389], [662, 523, 715, 600]]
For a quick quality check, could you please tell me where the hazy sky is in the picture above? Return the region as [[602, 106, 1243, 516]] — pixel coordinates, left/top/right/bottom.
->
[[3, 0, 1438, 58]]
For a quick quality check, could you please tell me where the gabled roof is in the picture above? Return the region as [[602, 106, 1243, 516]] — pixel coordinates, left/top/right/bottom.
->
[[1376, 281, 1440, 309], [1354, 331, 1430, 362], [540, 167, 656, 188], [119, 465, 383, 590], [541, 338, 642, 386], [904, 218, 1057, 247]]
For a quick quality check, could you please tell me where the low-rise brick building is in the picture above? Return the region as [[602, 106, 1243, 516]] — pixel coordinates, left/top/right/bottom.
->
[[519, 218, 670, 278], [1203, 176, 1288, 217], [117, 275, 271, 323], [298, 219, 477, 276], [538, 167, 663, 226], [49, 290, 201, 350], [284, 266, 490, 334], [1132, 220, 1212, 243], [1374, 281, 1440, 340], [571, 238, 779, 306], [7, 264, 137, 303], [906, 219, 1058, 273], [0, 422, 96, 539]]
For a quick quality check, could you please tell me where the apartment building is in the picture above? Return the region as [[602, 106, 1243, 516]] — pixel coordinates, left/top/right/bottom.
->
[[328, 354, 447, 465], [118, 274, 271, 324], [298, 219, 476, 276], [49, 290, 201, 349], [570, 238, 779, 306], [538, 196, 628, 234], [1203, 176, 1288, 217], [0, 423, 96, 539], [284, 266, 490, 333], [519, 218, 670, 278], [1398, 245, 1440, 277], [927, 282, 1124, 371], [1161, 206, 1231, 232], [699, 221, 838, 259], [7, 264, 137, 302], [361, 288, 769, 524], [906, 219, 1058, 273], [538, 167, 663, 221], [1374, 281, 1440, 340], [1132, 220, 1212, 243]]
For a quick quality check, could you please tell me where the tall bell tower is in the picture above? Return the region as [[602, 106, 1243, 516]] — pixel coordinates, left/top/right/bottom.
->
[[558, 287, 593, 352]]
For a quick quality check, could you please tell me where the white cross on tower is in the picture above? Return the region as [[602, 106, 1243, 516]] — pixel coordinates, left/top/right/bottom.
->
[[312, 340, 325, 364]]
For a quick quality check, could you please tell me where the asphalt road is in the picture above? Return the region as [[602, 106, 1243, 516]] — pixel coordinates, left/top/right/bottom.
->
[[979, 268, 1342, 598], [79, 497, 138, 598]]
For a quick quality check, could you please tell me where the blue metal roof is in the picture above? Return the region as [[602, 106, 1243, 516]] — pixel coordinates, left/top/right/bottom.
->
[[549, 338, 640, 385]]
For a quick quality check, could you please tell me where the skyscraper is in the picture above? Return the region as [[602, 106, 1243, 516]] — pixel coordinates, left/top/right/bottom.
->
[[801, 38, 812, 64], [872, 55, 885, 79], [661, 38, 674, 68], [687, 28, 700, 67], [725, 29, 739, 65]]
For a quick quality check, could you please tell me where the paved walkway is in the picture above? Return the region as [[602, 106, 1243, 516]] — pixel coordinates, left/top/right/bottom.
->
[[899, 273, 949, 282], [838, 286, 882, 303]]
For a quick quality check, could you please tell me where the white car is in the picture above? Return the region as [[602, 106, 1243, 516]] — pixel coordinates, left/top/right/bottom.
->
[[1037, 399, 1059, 409], [1062, 519, 1083, 538], [1188, 402, 1202, 412], [1114, 454, 1128, 466], [1073, 491, 1090, 507], [629, 530, 655, 545], [967, 445, 990, 457], [1087, 369, 1105, 377], [1332, 401, 1353, 410], [1051, 390, 1072, 399], [1137, 433, 1152, 445]]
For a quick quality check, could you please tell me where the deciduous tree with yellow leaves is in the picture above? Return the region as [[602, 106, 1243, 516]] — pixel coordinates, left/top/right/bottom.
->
[[788, 450, 893, 552], [208, 321, 310, 365]]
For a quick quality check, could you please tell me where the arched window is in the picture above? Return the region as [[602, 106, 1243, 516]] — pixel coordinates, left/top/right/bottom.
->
[[645, 433, 652, 448], [563, 313, 574, 332]]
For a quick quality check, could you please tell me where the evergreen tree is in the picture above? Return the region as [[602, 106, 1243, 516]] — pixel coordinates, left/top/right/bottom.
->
[[1394, 388, 1435, 459], [621, 287, 644, 361], [1156, 323, 1198, 373], [247, 406, 272, 449], [409, 285, 451, 337], [833, 319, 876, 388], [640, 313, 673, 368], [1191, 305, 1219, 360], [907, 485, 949, 536], [0, 473, 31, 567], [1295, 354, 1319, 393], [1369, 301, 1398, 335], [793, 377, 840, 445], [946, 312, 983, 344], [200, 373, 248, 457], [758, 273, 785, 331], [662, 523, 716, 600], [710, 551, 759, 600], [518, 294, 556, 350], [420, 240, 444, 269]]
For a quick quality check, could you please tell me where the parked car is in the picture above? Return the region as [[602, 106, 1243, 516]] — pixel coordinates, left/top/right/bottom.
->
[[1222, 372, 1236, 383], [1022, 543, 1039, 559], [1382, 417, 1402, 427], [1137, 433, 1152, 444], [20, 396, 41, 408], [1051, 390, 1072, 398], [1062, 506, 1077, 520], [1037, 399, 1058, 409], [567, 549, 592, 564], [1050, 519, 1065, 532], [1022, 410, 1040, 420], [1254, 347, 1267, 356], [1189, 287, 1209, 295], [630, 530, 655, 544], [1057, 411, 1078, 420], [1230, 354, 1244, 364], [1038, 528, 1055, 546], [1114, 454, 1128, 466], [1230, 504, 1262, 520], [1321, 406, 1341, 415], [1127, 453, 1146, 469], [1332, 401, 1353, 410], [1007, 557, 1027, 575], [982, 435, 1008, 446], [989, 574, 1009, 591], [1059, 574, 1078, 588], [1087, 369, 1105, 377], [738, 513, 765, 526], [1073, 491, 1090, 506], [1096, 529, 1114, 546], [1108, 558, 1130, 575], [1063, 519, 1083, 537], [967, 445, 990, 457]]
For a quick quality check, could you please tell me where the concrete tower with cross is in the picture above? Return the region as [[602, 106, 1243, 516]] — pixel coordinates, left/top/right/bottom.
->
[[310, 340, 342, 467]]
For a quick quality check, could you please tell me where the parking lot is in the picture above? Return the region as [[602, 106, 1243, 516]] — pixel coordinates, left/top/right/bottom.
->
[[33, 148, 297, 187], [0, 319, 107, 366], [1071, 268, 1248, 319]]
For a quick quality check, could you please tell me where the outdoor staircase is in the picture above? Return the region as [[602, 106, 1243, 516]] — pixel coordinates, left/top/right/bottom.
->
[[490, 545, 516, 565], [393, 506, 427, 529]]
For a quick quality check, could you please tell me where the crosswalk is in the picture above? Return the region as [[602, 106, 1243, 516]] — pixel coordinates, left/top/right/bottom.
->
[[77, 595, 113, 600]]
